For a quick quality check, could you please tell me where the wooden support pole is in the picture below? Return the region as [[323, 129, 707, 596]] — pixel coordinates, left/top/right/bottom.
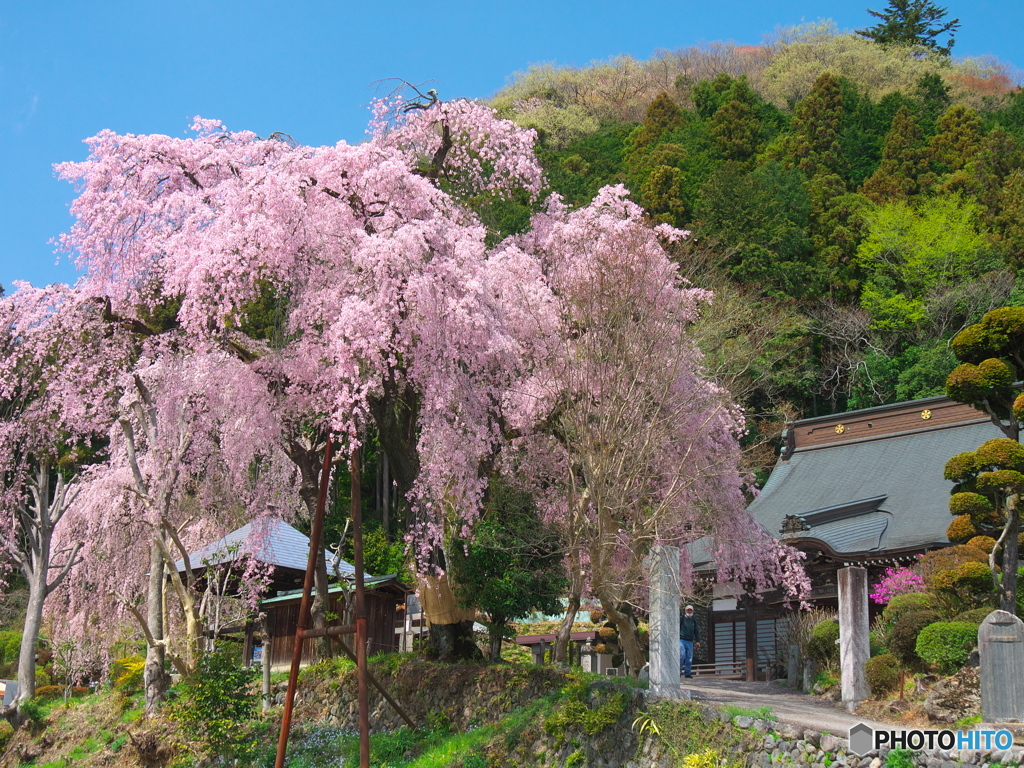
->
[[352, 447, 371, 768], [274, 440, 334, 768], [329, 634, 418, 730]]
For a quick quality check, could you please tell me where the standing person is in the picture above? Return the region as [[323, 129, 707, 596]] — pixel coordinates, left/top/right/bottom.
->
[[680, 604, 701, 678]]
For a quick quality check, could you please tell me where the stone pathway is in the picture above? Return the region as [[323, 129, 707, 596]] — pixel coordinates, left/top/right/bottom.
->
[[681, 677, 892, 737]]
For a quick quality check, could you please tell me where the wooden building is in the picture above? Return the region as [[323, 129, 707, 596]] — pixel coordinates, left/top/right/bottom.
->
[[257, 576, 412, 669], [692, 394, 1003, 680], [171, 519, 412, 668]]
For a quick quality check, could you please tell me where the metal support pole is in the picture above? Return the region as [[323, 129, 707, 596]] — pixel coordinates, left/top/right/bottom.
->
[[352, 447, 371, 768], [274, 439, 334, 768]]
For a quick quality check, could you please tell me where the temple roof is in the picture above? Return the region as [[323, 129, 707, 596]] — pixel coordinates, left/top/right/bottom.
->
[[171, 518, 356, 577], [747, 395, 1003, 559]]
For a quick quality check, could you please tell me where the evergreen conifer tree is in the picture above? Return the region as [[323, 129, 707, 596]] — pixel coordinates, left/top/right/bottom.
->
[[861, 106, 931, 202], [792, 72, 847, 180], [857, 0, 960, 56]]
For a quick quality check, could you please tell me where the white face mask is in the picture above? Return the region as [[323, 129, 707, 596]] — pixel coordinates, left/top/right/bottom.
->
[[685, 612, 694, 616]]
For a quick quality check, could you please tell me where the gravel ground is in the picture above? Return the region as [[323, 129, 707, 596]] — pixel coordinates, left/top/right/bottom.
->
[[681, 677, 893, 737]]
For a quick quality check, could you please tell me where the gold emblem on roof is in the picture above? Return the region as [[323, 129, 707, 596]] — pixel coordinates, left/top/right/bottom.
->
[[921, 409, 932, 419], [835, 424, 846, 434]]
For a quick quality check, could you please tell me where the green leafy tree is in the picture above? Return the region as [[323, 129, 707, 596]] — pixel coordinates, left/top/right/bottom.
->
[[995, 170, 1024, 268], [634, 92, 684, 150], [450, 481, 567, 661], [944, 306, 1024, 612], [695, 161, 819, 299], [857, 0, 961, 57], [856, 194, 994, 334], [914, 72, 952, 137], [171, 652, 261, 761]]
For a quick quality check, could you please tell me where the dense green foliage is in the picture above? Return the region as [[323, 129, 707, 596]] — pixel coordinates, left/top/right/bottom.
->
[[887, 609, 942, 666], [495, 27, 1023, 447], [865, 652, 901, 694], [914, 621, 978, 673], [450, 481, 567, 660], [169, 652, 262, 761], [806, 618, 840, 666]]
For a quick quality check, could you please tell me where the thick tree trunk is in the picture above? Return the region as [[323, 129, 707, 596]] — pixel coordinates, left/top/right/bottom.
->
[[15, 576, 45, 706], [144, 539, 170, 712], [999, 503, 1020, 613], [429, 621, 482, 662], [601, 596, 646, 677]]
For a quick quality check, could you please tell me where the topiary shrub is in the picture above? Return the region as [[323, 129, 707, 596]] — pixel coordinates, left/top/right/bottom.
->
[[951, 608, 992, 626], [946, 514, 978, 543], [967, 536, 997, 554], [865, 653, 900, 696], [807, 619, 840, 667], [933, 561, 995, 607], [597, 626, 617, 641], [882, 592, 938, 630], [887, 609, 942, 667], [915, 621, 977, 674], [919, 544, 989, 589], [588, 609, 606, 624], [34, 685, 62, 700]]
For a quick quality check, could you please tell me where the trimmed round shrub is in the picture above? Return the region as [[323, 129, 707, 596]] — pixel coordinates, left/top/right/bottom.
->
[[588, 609, 606, 624], [933, 562, 995, 602], [597, 626, 618, 641], [807, 618, 840, 667], [915, 621, 977, 674], [919, 544, 989, 589], [593, 643, 609, 654], [882, 592, 938, 628], [951, 608, 992, 626], [887, 609, 942, 667], [865, 653, 900, 696], [966, 536, 997, 554], [946, 514, 978, 543]]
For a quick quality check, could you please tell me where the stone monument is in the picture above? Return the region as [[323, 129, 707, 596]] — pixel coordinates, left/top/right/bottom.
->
[[647, 545, 683, 698], [838, 566, 870, 707], [979, 610, 1024, 723], [788, 644, 799, 689]]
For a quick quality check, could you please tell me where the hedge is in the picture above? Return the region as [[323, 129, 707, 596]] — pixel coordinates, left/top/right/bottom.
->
[[887, 609, 942, 667], [915, 621, 977, 674], [807, 618, 840, 667], [865, 653, 900, 695]]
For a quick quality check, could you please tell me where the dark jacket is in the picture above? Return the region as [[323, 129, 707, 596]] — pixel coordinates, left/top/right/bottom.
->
[[680, 613, 700, 642]]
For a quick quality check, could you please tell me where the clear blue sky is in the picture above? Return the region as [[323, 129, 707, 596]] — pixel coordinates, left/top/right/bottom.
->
[[1, 0, 1020, 290]]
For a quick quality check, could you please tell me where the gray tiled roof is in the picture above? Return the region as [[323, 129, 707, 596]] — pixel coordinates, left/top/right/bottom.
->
[[748, 420, 1003, 556], [171, 518, 355, 576]]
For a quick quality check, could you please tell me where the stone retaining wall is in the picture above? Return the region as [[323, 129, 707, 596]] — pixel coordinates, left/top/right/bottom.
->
[[290, 662, 1023, 767]]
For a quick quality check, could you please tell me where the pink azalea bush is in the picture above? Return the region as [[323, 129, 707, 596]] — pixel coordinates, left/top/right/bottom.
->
[[870, 566, 925, 604]]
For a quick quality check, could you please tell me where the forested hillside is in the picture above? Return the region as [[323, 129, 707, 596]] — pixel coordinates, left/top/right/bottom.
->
[[487, 21, 1024, 472]]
